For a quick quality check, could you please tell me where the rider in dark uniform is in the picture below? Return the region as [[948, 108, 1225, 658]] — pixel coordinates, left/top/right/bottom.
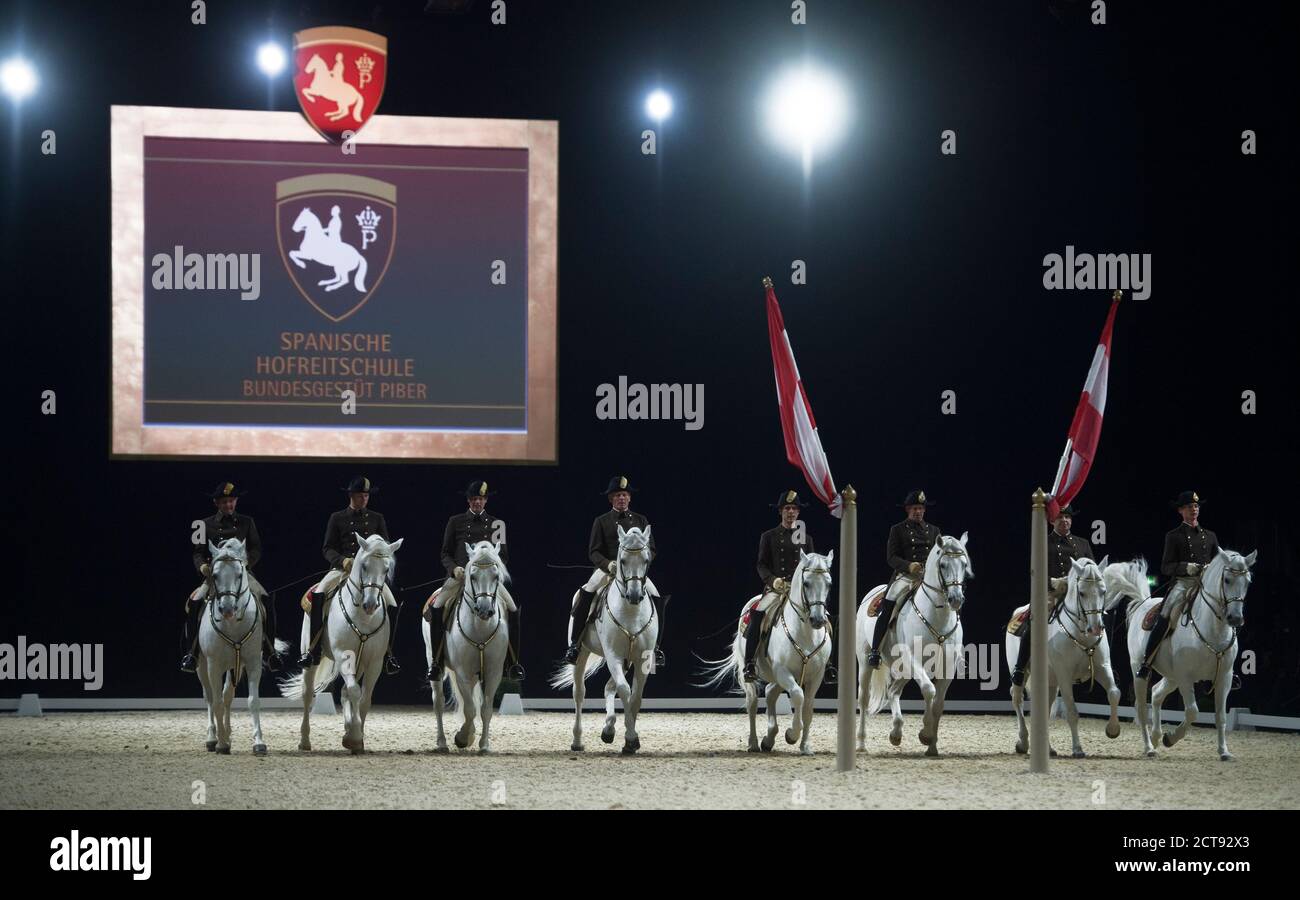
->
[[182, 482, 285, 672], [425, 480, 523, 682], [866, 490, 941, 668], [299, 476, 401, 675], [1010, 503, 1094, 686], [564, 476, 664, 667], [1137, 491, 1219, 678], [745, 490, 816, 682]]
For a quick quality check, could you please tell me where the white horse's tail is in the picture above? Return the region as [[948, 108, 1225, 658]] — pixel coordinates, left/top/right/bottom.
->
[[864, 659, 891, 715], [277, 654, 338, 699], [353, 254, 368, 291], [549, 654, 606, 689], [695, 631, 744, 693]]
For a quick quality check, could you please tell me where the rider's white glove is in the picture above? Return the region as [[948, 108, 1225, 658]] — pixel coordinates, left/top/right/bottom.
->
[[342, 557, 353, 572], [200, 563, 211, 577], [607, 561, 617, 575], [453, 566, 465, 580], [1186, 562, 1200, 576], [772, 577, 787, 592], [908, 561, 922, 574]]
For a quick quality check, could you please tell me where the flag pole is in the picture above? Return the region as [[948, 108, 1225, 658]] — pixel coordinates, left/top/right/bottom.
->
[[1030, 487, 1050, 773], [836, 485, 858, 773]]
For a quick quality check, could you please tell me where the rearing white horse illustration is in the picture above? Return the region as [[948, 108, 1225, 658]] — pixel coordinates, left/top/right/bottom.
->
[[289, 207, 368, 293], [300, 53, 366, 123]]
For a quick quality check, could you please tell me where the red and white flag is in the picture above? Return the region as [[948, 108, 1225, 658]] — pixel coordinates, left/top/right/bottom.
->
[[1047, 293, 1121, 520], [765, 279, 841, 518]]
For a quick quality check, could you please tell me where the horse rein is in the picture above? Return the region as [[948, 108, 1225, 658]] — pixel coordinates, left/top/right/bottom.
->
[[207, 556, 259, 677], [909, 548, 967, 643]]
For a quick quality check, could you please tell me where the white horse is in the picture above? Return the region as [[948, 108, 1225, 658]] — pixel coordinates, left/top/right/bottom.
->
[[196, 538, 287, 756], [857, 533, 972, 756], [550, 525, 658, 755], [423, 541, 510, 754], [1005, 555, 1125, 758], [1125, 548, 1257, 760], [300, 53, 365, 122], [700, 550, 834, 756], [288, 207, 368, 293], [280, 532, 403, 754]]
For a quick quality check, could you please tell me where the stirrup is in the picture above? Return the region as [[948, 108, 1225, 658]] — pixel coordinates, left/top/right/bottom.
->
[[653, 648, 666, 669], [426, 663, 443, 682], [180, 654, 198, 674], [824, 662, 837, 685], [743, 661, 758, 683], [384, 654, 401, 676], [563, 641, 581, 664], [507, 663, 526, 681], [1135, 663, 1152, 679], [866, 649, 882, 669], [1011, 667, 1026, 687]]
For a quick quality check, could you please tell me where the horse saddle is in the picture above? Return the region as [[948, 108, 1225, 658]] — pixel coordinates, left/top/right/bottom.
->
[[1141, 604, 1162, 631], [741, 595, 782, 637], [1006, 604, 1030, 636]]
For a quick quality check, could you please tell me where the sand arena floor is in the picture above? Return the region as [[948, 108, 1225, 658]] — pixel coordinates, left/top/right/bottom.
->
[[1, 708, 1296, 810]]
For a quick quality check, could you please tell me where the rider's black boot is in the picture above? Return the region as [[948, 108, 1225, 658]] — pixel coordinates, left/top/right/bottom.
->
[[1011, 619, 1032, 687], [742, 611, 764, 682], [1136, 614, 1169, 680], [866, 599, 896, 668], [506, 609, 525, 681], [180, 595, 204, 673], [426, 610, 446, 682], [298, 591, 325, 667], [262, 592, 283, 673], [563, 590, 595, 663]]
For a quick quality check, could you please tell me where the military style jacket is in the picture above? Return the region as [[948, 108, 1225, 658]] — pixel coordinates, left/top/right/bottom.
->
[[1160, 523, 1219, 578], [1048, 530, 1095, 579], [440, 510, 508, 577], [323, 505, 390, 569], [193, 513, 262, 574], [588, 509, 656, 569], [887, 519, 941, 576], [757, 525, 816, 591]]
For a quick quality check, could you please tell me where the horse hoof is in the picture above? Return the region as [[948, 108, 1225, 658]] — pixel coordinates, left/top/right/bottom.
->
[[205, 741, 217, 752], [217, 745, 231, 755], [925, 745, 938, 757], [350, 745, 364, 755], [299, 740, 311, 752], [454, 735, 470, 750], [478, 747, 491, 755], [628, 737, 640, 752], [760, 736, 775, 753], [1014, 741, 1027, 755], [856, 742, 866, 752], [1146, 750, 1158, 758], [571, 743, 584, 752], [800, 747, 815, 757], [434, 745, 449, 754], [918, 730, 931, 746], [1049, 748, 1058, 758], [889, 731, 902, 747], [600, 725, 615, 744], [1105, 722, 1121, 739], [1161, 733, 1173, 748], [784, 729, 798, 745], [748, 744, 760, 753], [253, 744, 268, 757], [1072, 750, 1086, 759], [1220, 753, 1234, 762]]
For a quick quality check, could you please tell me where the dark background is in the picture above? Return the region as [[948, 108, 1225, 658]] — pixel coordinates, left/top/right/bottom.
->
[[2, 0, 1295, 713]]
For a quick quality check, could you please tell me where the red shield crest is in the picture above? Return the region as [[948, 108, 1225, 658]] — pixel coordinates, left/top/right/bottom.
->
[[292, 27, 387, 144]]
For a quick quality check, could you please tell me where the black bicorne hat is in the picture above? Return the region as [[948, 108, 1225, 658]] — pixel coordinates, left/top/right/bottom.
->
[[342, 475, 377, 494], [602, 475, 634, 495], [209, 481, 247, 500], [1171, 490, 1202, 508], [1055, 503, 1080, 518], [899, 489, 934, 508], [464, 480, 495, 499], [771, 489, 809, 509]]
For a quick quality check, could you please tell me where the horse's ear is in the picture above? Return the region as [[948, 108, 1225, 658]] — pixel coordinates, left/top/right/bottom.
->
[[388, 537, 403, 553], [617, 524, 627, 542], [208, 539, 219, 557], [959, 531, 969, 547], [826, 549, 834, 566], [352, 531, 366, 551], [465, 542, 475, 560], [1098, 554, 1110, 569], [1245, 550, 1258, 568], [799, 548, 809, 563], [642, 524, 652, 542]]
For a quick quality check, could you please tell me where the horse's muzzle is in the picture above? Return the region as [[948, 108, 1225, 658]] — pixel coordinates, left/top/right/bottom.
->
[[362, 597, 380, 614], [810, 615, 826, 630], [1227, 612, 1244, 628]]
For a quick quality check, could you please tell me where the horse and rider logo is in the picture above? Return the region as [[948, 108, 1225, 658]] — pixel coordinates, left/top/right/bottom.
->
[[275, 174, 397, 322], [292, 26, 387, 144]]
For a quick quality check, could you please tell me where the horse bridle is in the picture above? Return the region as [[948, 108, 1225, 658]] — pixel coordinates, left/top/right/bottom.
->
[[920, 547, 969, 609], [774, 562, 830, 687], [338, 552, 391, 642], [207, 556, 259, 674], [454, 561, 504, 679], [614, 542, 651, 599], [792, 565, 830, 625], [1185, 564, 1248, 664], [210, 556, 251, 622], [465, 560, 503, 618]]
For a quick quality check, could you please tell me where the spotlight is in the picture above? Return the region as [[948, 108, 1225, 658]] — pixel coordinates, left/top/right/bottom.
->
[[0, 57, 37, 102], [646, 89, 673, 122], [257, 43, 287, 77], [762, 64, 851, 173]]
